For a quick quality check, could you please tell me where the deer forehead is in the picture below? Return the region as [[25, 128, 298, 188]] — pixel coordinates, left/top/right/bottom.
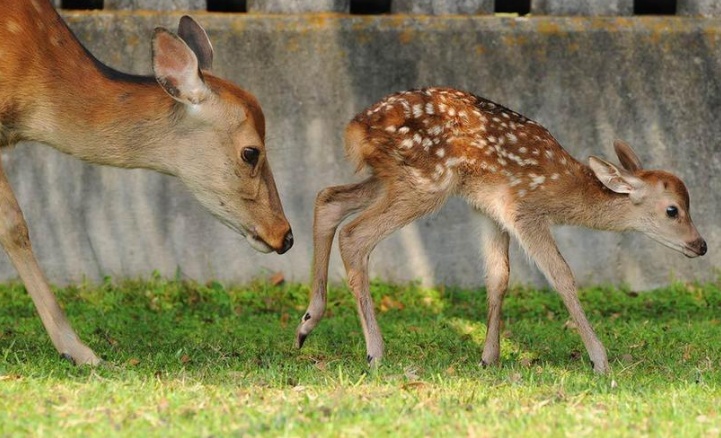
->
[[205, 75, 265, 140], [641, 170, 691, 209]]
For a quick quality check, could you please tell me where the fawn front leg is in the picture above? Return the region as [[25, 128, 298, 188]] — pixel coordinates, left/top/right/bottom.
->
[[515, 220, 609, 373], [296, 177, 381, 348], [0, 160, 100, 365], [478, 215, 510, 367]]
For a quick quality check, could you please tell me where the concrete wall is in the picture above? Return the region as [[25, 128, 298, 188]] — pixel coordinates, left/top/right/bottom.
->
[[2, 12, 720, 290]]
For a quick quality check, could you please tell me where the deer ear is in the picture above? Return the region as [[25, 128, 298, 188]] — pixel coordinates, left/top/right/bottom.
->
[[152, 28, 211, 105], [589, 156, 647, 202], [177, 16, 213, 72], [613, 139, 643, 172]]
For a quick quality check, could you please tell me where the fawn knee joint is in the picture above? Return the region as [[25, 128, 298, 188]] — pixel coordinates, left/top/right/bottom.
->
[[315, 187, 338, 207], [0, 207, 30, 250]]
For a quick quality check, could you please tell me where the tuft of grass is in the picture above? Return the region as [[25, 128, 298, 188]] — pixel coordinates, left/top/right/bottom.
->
[[0, 275, 720, 436]]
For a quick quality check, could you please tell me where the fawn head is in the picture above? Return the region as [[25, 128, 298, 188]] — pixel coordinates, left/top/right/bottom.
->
[[151, 17, 292, 254], [589, 140, 706, 258]]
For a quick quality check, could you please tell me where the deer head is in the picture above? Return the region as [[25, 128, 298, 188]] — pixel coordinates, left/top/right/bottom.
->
[[589, 140, 706, 258], [152, 17, 293, 254]]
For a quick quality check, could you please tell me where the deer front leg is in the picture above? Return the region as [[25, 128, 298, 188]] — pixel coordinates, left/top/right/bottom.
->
[[478, 215, 510, 367], [515, 221, 609, 374], [0, 160, 100, 365], [295, 177, 381, 349]]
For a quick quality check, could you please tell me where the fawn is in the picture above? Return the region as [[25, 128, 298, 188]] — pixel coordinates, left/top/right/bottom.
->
[[0, 0, 293, 364], [295, 87, 706, 373]]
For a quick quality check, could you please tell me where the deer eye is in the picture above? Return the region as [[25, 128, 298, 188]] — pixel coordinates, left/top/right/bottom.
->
[[241, 147, 260, 166], [666, 206, 679, 219]]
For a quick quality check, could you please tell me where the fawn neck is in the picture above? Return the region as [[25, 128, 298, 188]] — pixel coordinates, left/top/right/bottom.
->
[[536, 161, 635, 232], [0, 0, 179, 174]]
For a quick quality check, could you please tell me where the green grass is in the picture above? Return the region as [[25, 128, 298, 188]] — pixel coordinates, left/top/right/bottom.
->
[[0, 276, 720, 437]]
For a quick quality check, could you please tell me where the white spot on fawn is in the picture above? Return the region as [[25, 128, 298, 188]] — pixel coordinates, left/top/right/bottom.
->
[[436, 148, 446, 158], [428, 125, 442, 136], [518, 146, 527, 154], [399, 126, 410, 134], [385, 126, 396, 133], [413, 104, 423, 118], [446, 157, 462, 168], [551, 173, 560, 180], [506, 133, 518, 144], [400, 138, 414, 149], [425, 103, 435, 115], [529, 174, 546, 190]]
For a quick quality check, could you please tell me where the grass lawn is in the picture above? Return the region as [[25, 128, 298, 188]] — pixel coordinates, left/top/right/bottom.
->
[[0, 275, 719, 437]]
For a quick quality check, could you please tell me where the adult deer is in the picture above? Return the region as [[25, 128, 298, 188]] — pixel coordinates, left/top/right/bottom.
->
[[295, 87, 706, 374], [0, 0, 293, 365]]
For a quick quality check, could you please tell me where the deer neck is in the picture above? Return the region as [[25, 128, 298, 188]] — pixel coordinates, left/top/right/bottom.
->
[[553, 163, 636, 232], [10, 1, 181, 175]]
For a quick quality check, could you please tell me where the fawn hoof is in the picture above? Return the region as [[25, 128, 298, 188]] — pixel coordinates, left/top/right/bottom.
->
[[60, 353, 76, 366], [295, 332, 308, 349], [366, 354, 383, 369], [60, 344, 102, 366], [591, 360, 610, 374]]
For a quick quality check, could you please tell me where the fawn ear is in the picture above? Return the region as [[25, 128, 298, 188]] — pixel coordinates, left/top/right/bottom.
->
[[589, 156, 647, 203], [177, 16, 214, 72], [152, 28, 211, 105], [613, 139, 643, 172]]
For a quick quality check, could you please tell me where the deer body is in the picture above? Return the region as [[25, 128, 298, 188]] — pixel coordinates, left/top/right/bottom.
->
[[0, 0, 293, 364], [296, 87, 706, 373]]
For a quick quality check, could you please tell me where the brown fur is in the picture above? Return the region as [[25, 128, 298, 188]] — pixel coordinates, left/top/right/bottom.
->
[[0, 0, 292, 365]]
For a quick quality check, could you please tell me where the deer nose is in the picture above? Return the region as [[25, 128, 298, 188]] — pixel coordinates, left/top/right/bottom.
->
[[698, 239, 707, 256], [277, 229, 294, 254]]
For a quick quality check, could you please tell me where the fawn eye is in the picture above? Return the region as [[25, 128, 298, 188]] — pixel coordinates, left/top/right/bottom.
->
[[666, 206, 679, 219], [241, 147, 260, 166]]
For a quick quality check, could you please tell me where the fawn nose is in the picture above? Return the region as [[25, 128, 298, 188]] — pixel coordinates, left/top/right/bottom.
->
[[698, 239, 707, 256], [277, 229, 294, 254]]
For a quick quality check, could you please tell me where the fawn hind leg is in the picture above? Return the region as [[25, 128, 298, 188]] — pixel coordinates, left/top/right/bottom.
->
[[338, 185, 447, 366], [478, 215, 510, 367], [295, 177, 382, 348], [0, 157, 99, 365]]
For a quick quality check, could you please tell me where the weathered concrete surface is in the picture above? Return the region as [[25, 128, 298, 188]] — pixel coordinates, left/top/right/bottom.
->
[[392, 0, 493, 15], [678, 0, 721, 16], [247, 0, 349, 13], [532, 0, 632, 16], [104, 0, 206, 10], [2, 14, 720, 290]]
